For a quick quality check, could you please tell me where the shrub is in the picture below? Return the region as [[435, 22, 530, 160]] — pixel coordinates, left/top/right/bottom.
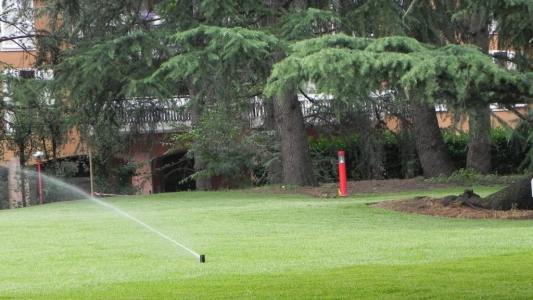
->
[[309, 131, 420, 183], [442, 130, 468, 170], [309, 127, 526, 184], [491, 127, 525, 175]]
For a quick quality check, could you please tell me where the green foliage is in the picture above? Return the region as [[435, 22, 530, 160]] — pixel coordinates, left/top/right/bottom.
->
[[341, 0, 407, 38], [266, 34, 529, 109], [491, 127, 525, 175], [91, 155, 139, 195], [309, 127, 527, 184], [506, 119, 533, 173], [29, 0, 533, 192], [383, 130, 420, 179], [309, 130, 420, 182], [46, 160, 79, 180], [153, 25, 280, 100], [37, 160, 82, 204], [0, 72, 67, 161], [426, 168, 525, 186], [442, 130, 469, 170], [442, 127, 528, 175], [0, 166, 8, 209], [472, 0, 533, 70], [277, 8, 339, 41], [171, 111, 278, 188], [309, 135, 352, 183]]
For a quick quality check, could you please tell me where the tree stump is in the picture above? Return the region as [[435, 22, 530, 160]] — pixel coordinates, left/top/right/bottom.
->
[[442, 175, 533, 211]]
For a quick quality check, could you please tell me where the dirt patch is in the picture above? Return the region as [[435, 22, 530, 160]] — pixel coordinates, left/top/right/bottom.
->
[[244, 178, 533, 219], [244, 178, 461, 197], [372, 196, 533, 220]]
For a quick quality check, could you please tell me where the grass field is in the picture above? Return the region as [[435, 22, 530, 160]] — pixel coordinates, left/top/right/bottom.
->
[[2, 186, 533, 299]]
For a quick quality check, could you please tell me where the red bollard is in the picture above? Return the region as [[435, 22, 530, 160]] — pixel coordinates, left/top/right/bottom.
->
[[338, 151, 347, 196]]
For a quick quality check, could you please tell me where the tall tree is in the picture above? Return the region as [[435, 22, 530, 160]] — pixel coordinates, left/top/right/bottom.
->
[[453, 0, 533, 210], [35, 0, 181, 193], [265, 1, 338, 186], [482, 1, 533, 173], [150, 23, 281, 189], [340, 0, 497, 176], [452, 5, 492, 173], [402, 0, 493, 175], [150, 0, 342, 188], [410, 1, 492, 174], [265, 35, 530, 182], [0, 71, 54, 206], [338, 0, 458, 178]]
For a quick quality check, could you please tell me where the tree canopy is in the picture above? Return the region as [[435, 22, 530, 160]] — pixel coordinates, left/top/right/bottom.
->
[[266, 34, 533, 109], [4, 0, 533, 191]]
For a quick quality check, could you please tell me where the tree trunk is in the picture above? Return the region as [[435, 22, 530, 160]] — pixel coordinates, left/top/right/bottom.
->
[[466, 104, 492, 173], [263, 97, 282, 185], [410, 100, 456, 178], [463, 12, 492, 174], [273, 92, 317, 187], [18, 144, 27, 207], [484, 174, 533, 210], [446, 175, 533, 211], [189, 86, 212, 191], [265, 0, 316, 187]]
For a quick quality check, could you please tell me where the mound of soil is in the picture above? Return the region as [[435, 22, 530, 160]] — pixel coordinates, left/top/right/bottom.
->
[[372, 196, 533, 220], [245, 178, 533, 219]]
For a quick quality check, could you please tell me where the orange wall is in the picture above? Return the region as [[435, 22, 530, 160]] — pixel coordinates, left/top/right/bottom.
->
[[0, 51, 35, 68], [384, 106, 528, 132], [436, 107, 526, 131], [2, 128, 86, 165]]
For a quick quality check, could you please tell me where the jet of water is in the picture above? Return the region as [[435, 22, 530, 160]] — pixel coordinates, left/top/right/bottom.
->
[[20, 169, 203, 260], [89, 196, 201, 259]]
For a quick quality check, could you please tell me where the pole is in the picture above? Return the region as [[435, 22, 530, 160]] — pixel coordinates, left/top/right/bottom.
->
[[338, 151, 347, 196], [37, 160, 43, 205]]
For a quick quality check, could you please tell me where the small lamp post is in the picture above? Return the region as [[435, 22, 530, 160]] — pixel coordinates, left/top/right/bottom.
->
[[33, 151, 44, 205], [338, 151, 348, 196]]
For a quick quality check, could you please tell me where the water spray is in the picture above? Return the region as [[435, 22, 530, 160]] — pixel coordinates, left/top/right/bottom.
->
[[90, 197, 204, 262], [20, 170, 206, 263]]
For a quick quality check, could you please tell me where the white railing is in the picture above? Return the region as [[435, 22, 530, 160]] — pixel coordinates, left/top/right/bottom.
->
[[123, 95, 336, 130]]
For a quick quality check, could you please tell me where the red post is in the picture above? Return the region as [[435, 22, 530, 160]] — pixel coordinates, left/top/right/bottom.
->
[[37, 160, 43, 205], [338, 151, 347, 196]]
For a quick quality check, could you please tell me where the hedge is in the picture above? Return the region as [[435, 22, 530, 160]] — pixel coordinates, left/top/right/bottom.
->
[[309, 128, 527, 183]]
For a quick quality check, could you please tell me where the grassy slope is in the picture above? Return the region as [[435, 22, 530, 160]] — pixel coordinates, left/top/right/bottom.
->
[[1, 187, 532, 299]]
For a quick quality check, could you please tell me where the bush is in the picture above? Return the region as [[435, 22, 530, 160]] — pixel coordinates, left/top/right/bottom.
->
[[309, 135, 354, 183], [309, 131, 420, 183], [442, 130, 468, 170], [491, 127, 525, 175], [308, 128, 526, 184]]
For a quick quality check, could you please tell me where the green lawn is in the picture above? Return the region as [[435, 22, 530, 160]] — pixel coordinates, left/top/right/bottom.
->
[[1, 186, 533, 299]]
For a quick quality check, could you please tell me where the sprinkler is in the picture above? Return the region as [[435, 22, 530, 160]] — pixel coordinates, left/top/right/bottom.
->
[[17, 170, 205, 263]]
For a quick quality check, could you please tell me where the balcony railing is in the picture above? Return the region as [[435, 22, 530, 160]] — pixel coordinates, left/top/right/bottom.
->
[[123, 95, 336, 132]]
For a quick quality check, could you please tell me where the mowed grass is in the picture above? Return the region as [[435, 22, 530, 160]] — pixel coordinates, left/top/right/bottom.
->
[[2, 186, 533, 299]]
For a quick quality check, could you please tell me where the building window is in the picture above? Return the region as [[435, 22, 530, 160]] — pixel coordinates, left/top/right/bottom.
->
[[1, 0, 35, 51]]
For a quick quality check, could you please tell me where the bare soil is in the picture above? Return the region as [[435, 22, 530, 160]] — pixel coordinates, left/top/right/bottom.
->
[[244, 178, 533, 220]]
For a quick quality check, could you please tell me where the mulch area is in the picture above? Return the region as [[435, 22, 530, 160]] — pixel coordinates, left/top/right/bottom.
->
[[372, 196, 533, 220]]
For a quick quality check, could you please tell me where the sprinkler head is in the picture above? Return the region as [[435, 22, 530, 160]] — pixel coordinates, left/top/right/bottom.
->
[[199, 255, 205, 263]]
